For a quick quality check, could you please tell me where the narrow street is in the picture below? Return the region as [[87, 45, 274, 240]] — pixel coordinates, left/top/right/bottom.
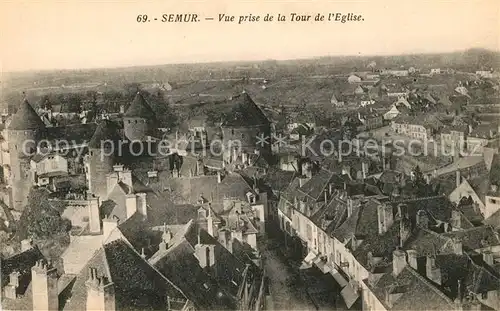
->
[[262, 242, 318, 311]]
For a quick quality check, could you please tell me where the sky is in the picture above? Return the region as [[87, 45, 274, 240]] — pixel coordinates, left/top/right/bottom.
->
[[1, 0, 499, 72]]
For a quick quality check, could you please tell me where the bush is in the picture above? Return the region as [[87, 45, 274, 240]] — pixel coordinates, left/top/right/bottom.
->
[[17, 189, 70, 240]]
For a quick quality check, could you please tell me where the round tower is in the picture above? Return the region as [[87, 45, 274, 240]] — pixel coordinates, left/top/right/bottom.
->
[[123, 92, 157, 142], [7, 99, 46, 210], [86, 120, 120, 201]]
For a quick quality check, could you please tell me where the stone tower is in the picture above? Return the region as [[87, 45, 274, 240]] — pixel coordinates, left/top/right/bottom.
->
[[221, 92, 271, 164], [123, 92, 157, 142], [86, 120, 120, 201], [7, 99, 46, 210]]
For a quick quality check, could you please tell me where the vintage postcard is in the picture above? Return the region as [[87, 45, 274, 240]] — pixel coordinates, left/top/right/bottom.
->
[[0, 0, 499, 310]]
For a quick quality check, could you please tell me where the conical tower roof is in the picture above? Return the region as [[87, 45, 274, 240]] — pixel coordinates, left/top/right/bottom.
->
[[8, 99, 45, 130], [222, 92, 269, 127], [124, 92, 156, 120], [88, 119, 121, 149]]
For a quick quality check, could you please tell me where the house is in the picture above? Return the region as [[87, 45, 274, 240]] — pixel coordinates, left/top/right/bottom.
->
[[430, 68, 441, 75], [440, 125, 468, 151], [380, 69, 409, 77], [149, 221, 266, 311], [348, 74, 362, 84], [476, 71, 494, 78], [358, 110, 384, 131], [391, 115, 443, 141], [467, 123, 500, 154], [1, 239, 194, 311], [30, 152, 68, 186], [449, 171, 488, 214], [484, 184, 500, 220], [383, 97, 412, 120]]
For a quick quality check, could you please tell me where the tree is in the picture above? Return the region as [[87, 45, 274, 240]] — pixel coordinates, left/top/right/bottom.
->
[[17, 189, 71, 240], [144, 90, 179, 129]]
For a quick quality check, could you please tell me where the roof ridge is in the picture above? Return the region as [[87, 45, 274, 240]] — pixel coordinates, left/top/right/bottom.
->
[[405, 266, 455, 306]]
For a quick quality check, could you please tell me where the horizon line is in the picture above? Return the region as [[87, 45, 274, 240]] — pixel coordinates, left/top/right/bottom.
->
[[4, 47, 500, 76]]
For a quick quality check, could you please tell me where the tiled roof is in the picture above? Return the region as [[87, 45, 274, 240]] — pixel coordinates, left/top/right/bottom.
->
[[0, 246, 45, 292], [222, 93, 269, 127], [163, 173, 254, 214], [62, 239, 187, 311], [88, 120, 122, 149], [442, 226, 500, 251], [402, 228, 454, 256], [8, 99, 45, 131], [297, 169, 336, 201], [124, 92, 156, 119], [46, 123, 97, 146], [150, 222, 261, 309], [367, 266, 456, 311], [311, 196, 348, 234], [389, 196, 454, 224]]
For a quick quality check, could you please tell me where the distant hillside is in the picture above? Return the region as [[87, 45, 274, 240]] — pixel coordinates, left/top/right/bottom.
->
[[2, 48, 499, 104]]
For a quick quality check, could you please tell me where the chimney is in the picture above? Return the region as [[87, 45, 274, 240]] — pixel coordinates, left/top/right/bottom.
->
[[106, 173, 119, 194], [206, 205, 214, 236], [468, 124, 473, 135], [456, 170, 461, 188], [347, 198, 353, 218], [415, 210, 429, 229], [140, 248, 146, 259], [21, 238, 33, 252], [217, 171, 222, 183], [452, 238, 463, 255], [482, 250, 494, 266], [4, 271, 21, 299], [118, 169, 133, 188], [407, 250, 418, 270], [125, 194, 137, 219], [451, 210, 462, 230], [399, 218, 411, 247], [491, 184, 498, 193], [392, 249, 407, 276], [361, 161, 368, 179], [196, 159, 205, 176], [377, 203, 394, 235], [426, 256, 442, 285], [86, 268, 116, 311], [324, 189, 328, 203], [195, 243, 216, 270], [88, 196, 101, 234], [31, 260, 58, 311], [136, 193, 147, 219], [159, 225, 172, 252], [329, 183, 333, 195]]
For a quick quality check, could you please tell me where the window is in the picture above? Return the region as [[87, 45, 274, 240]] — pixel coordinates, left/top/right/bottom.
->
[[481, 292, 488, 299], [128, 120, 131, 124], [490, 198, 498, 204]]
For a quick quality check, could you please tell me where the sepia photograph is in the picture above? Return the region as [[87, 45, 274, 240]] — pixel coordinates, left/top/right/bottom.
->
[[0, 0, 499, 310]]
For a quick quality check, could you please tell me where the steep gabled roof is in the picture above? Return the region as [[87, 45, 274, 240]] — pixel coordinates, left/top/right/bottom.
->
[[222, 92, 269, 127], [8, 99, 45, 130], [124, 92, 156, 119], [62, 239, 187, 311], [88, 119, 121, 149]]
